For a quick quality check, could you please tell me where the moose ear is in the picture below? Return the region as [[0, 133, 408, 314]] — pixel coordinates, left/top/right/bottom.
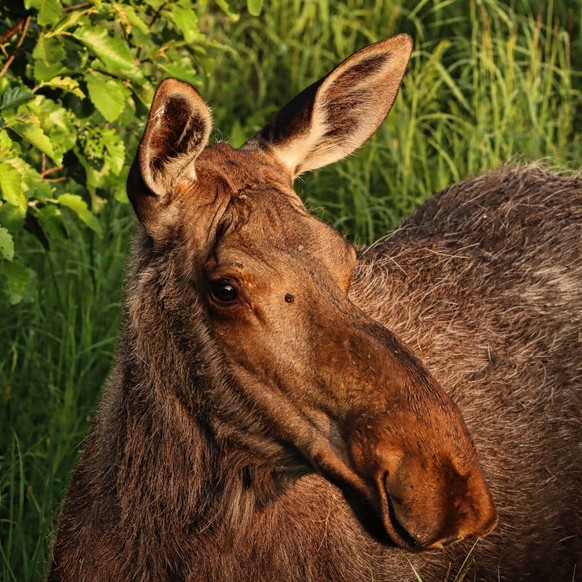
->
[[244, 34, 412, 178], [127, 78, 212, 228]]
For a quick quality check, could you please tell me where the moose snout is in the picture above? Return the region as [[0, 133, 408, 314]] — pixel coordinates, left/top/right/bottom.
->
[[319, 312, 497, 552], [380, 458, 497, 551], [344, 366, 497, 552]]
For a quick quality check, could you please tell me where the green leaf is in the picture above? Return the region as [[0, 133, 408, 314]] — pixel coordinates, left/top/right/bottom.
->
[[32, 36, 67, 81], [143, 0, 165, 8], [122, 4, 150, 35], [50, 9, 88, 35], [72, 27, 144, 83], [85, 73, 130, 122], [0, 260, 33, 304], [76, 127, 126, 190], [0, 202, 26, 233], [0, 87, 35, 113], [0, 226, 14, 261], [169, 7, 200, 43], [32, 35, 66, 64], [228, 119, 248, 149], [0, 130, 15, 152], [101, 130, 125, 176], [7, 120, 61, 164], [215, 0, 240, 21], [159, 57, 202, 87], [7, 157, 52, 200], [33, 60, 67, 83], [39, 76, 85, 99], [36, 205, 66, 242], [131, 80, 155, 108], [58, 194, 102, 235], [0, 162, 26, 211], [25, 0, 63, 26], [247, 0, 263, 16], [25, 95, 76, 157], [114, 183, 129, 203]]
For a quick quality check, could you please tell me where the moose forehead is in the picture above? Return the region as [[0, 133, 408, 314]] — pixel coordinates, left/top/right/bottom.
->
[[176, 143, 357, 284]]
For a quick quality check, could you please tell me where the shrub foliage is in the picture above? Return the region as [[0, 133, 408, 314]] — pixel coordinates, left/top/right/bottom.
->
[[0, 0, 261, 304]]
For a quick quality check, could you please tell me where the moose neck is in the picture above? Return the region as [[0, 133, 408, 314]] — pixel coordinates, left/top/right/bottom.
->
[[107, 234, 300, 543]]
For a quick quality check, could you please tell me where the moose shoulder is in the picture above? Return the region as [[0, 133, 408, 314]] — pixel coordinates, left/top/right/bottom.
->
[[49, 34, 580, 581]]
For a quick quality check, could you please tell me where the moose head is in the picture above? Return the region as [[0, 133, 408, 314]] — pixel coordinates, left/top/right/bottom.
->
[[126, 34, 497, 551]]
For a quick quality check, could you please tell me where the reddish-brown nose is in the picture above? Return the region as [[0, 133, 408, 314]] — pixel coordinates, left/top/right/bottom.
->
[[381, 458, 497, 551]]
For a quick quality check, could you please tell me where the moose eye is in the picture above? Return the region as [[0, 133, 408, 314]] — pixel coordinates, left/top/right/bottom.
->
[[209, 280, 239, 304]]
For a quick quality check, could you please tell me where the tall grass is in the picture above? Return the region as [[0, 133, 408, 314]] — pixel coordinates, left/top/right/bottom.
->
[[0, 203, 132, 580], [1, 0, 580, 579], [204, 0, 579, 241]]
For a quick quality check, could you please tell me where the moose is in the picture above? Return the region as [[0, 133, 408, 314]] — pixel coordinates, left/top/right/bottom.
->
[[49, 35, 580, 580]]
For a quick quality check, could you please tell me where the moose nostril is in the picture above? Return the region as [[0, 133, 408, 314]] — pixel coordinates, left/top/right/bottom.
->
[[384, 487, 426, 551], [382, 472, 468, 551], [377, 454, 497, 552]]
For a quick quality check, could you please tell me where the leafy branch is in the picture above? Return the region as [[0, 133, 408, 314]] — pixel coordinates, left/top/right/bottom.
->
[[0, 16, 31, 78], [0, 0, 262, 304]]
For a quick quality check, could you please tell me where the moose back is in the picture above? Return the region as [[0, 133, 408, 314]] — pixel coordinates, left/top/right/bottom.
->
[[49, 35, 580, 581]]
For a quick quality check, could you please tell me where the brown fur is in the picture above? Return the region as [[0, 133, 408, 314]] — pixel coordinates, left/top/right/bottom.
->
[[48, 35, 580, 581], [352, 165, 582, 579]]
